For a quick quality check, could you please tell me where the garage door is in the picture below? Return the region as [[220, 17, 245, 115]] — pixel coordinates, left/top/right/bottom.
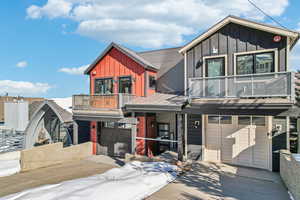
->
[[99, 127, 131, 157], [205, 115, 270, 170]]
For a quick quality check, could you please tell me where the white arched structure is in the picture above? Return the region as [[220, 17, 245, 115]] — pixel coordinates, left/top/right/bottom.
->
[[25, 100, 72, 148]]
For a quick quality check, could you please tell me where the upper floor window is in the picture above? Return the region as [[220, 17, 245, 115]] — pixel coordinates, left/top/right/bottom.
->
[[236, 52, 274, 75], [95, 78, 113, 94], [119, 76, 132, 94], [149, 75, 156, 89], [205, 57, 225, 77]]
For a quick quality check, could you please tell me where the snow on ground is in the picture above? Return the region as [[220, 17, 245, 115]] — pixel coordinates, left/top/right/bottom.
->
[[293, 154, 300, 162], [51, 97, 72, 113], [0, 151, 20, 177], [0, 161, 178, 200]]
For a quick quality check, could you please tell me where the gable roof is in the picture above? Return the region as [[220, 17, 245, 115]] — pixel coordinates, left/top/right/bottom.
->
[[137, 47, 183, 78], [179, 15, 300, 54], [84, 42, 159, 74]]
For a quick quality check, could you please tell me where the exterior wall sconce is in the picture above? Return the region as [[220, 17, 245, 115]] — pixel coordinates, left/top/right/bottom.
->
[[92, 71, 97, 76]]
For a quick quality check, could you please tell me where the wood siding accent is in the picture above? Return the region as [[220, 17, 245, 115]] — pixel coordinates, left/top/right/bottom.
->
[[90, 95, 118, 109], [187, 23, 287, 78], [89, 47, 156, 97]]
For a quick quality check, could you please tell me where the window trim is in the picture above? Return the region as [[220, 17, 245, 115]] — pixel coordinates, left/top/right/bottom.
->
[[94, 77, 114, 95], [118, 76, 132, 94], [233, 49, 278, 76], [203, 54, 228, 78]]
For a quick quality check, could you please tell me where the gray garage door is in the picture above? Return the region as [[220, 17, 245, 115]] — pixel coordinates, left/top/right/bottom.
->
[[99, 128, 131, 157]]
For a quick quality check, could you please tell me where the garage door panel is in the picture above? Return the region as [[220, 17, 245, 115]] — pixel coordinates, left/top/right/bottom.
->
[[205, 123, 220, 162], [205, 115, 270, 170]]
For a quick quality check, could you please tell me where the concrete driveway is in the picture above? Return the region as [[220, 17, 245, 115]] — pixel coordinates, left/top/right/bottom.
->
[[149, 161, 290, 200]]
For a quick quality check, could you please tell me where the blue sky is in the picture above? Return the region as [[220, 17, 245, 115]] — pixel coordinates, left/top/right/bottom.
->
[[0, 0, 300, 98]]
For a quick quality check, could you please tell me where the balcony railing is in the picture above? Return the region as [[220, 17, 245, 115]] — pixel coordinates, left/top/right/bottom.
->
[[73, 94, 135, 110], [189, 72, 295, 99]]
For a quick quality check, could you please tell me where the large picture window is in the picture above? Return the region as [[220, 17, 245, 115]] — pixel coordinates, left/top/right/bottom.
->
[[118, 76, 132, 94], [236, 52, 274, 75], [94, 78, 113, 94]]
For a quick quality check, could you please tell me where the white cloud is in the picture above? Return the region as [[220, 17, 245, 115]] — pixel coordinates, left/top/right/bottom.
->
[[27, 0, 72, 19], [16, 61, 28, 68], [26, 0, 290, 48], [0, 80, 52, 96], [58, 65, 88, 75]]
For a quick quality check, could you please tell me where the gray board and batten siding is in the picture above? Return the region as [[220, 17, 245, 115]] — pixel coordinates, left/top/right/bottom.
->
[[186, 22, 287, 80]]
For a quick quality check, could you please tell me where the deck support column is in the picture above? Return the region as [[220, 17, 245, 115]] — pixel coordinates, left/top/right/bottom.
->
[[131, 112, 137, 154], [73, 120, 78, 145], [177, 114, 185, 162]]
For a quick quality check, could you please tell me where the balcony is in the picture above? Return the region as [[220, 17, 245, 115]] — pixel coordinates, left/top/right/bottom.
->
[[73, 94, 135, 111], [188, 72, 295, 100]]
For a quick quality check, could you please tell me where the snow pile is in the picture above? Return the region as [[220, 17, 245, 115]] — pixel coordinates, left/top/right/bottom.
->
[[0, 151, 21, 177], [0, 161, 177, 200], [51, 97, 72, 112]]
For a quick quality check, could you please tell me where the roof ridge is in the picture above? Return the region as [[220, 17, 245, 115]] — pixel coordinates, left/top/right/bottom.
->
[[138, 46, 182, 54]]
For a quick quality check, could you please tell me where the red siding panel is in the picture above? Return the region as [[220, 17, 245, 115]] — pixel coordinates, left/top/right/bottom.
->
[[90, 121, 97, 155], [89, 47, 150, 97]]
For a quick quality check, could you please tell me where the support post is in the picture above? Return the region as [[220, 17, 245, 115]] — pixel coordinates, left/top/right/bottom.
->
[[177, 114, 184, 161], [131, 112, 137, 154], [73, 120, 78, 145]]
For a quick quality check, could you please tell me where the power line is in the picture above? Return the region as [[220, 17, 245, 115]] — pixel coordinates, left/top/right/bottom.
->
[[247, 0, 288, 29]]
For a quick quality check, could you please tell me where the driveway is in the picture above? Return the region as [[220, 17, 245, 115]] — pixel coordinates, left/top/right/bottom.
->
[[0, 155, 121, 197], [149, 161, 290, 200]]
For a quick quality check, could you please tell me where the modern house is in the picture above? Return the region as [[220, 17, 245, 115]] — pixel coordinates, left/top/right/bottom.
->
[[73, 15, 300, 171]]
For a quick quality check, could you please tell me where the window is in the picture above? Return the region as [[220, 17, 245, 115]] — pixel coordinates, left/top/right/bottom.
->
[[94, 78, 113, 94], [252, 116, 265, 126], [119, 76, 132, 94], [205, 57, 225, 77], [103, 122, 115, 128], [238, 116, 266, 126], [238, 116, 251, 125], [149, 75, 156, 89], [118, 123, 132, 129], [208, 116, 220, 124], [220, 116, 232, 124], [208, 115, 232, 124], [236, 52, 274, 75]]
